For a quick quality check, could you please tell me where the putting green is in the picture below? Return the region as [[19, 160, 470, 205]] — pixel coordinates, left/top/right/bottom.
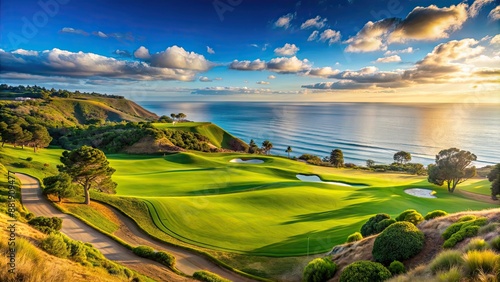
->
[[106, 152, 497, 256]]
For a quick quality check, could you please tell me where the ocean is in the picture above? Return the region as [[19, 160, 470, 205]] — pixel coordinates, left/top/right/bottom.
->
[[138, 102, 500, 167]]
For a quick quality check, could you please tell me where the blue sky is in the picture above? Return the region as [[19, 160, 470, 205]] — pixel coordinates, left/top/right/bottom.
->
[[0, 0, 499, 102]]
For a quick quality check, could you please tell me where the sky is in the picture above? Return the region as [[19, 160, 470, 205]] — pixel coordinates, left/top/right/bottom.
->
[[0, 0, 499, 102]]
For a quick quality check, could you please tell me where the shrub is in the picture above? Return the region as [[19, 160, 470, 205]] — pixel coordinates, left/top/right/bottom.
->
[[442, 217, 487, 248], [437, 266, 463, 282], [360, 213, 391, 237], [375, 218, 396, 233], [424, 210, 448, 220], [25, 212, 35, 220], [193, 270, 231, 282], [462, 250, 499, 277], [26, 157, 33, 161], [28, 216, 62, 232], [64, 238, 87, 263], [457, 215, 477, 222], [339, 260, 391, 282], [372, 221, 425, 264], [490, 236, 500, 251], [396, 209, 424, 225], [41, 233, 70, 258], [388, 260, 406, 275], [466, 238, 490, 252], [303, 257, 337, 282], [154, 251, 175, 268], [132, 246, 155, 258], [430, 250, 464, 274], [346, 232, 363, 243], [479, 223, 500, 235]]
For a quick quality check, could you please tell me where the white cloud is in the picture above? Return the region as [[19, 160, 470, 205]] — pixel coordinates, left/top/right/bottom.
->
[[307, 30, 319, 41], [384, 47, 414, 56], [489, 5, 500, 20], [319, 29, 341, 45], [300, 16, 327, 29], [268, 75, 276, 79], [113, 49, 131, 57], [199, 76, 212, 82], [60, 27, 88, 36], [257, 81, 270, 85], [12, 49, 39, 56], [491, 34, 500, 45], [375, 55, 402, 63], [207, 46, 215, 54], [468, 0, 493, 17], [93, 31, 108, 38], [274, 13, 295, 29], [266, 56, 311, 73], [274, 43, 300, 56], [229, 59, 266, 71], [307, 67, 340, 78], [148, 46, 212, 71], [134, 46, 151, 59]]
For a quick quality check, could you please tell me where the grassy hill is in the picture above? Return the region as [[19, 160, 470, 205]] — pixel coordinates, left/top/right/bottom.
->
[[153, 122, 249, 151]]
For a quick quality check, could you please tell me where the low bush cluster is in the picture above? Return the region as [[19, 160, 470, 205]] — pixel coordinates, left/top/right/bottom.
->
[[372, 221, 425, 264], [424, 210, 448, 220], [28, 216, 62, 233], [442, 216, 488, 248], [360, 213, 392, 237], [193, 270, 231, 282], [339, 260, 391, 282], [465, 238, 490, 252], [132, 246, 175, 268], [430, 250, 464, 274], [388, 260, 406, 275], [302, 257, 337, 282], [395, 209, 424, 226], [490, 236, 500, 251], [346, 232, 363, 243]]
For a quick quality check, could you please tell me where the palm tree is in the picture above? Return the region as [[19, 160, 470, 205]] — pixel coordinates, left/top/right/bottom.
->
[[262, 140, 273, 155], [285, 146, 292, 158]]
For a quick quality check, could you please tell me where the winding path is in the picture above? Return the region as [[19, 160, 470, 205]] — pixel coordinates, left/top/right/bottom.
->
[[17, 173, 255, 282]]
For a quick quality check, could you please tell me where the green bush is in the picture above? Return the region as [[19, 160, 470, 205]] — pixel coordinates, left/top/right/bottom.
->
[[442, 217, 487, 248], [193, 270, 231, 282], [303, 257, 337, 282], [41, 233, 70, 258], [444, 226, 481, 248], [424, 210, 448, 220], [490, 236, 500, 251], [437, 266, 462, 282], [26, 157, 33, 161], [457, 215, 476, 222], [462, 250, 499, 277], [132, 245, 155, 258], [346, 232, 363, 243], [65, 238, 87, 263], [339, 260, 391, 282], [395, 209, 424, 225], [388, 260, 405, 275], [430, 250, 464, 274], [375, 218, 396, 233], [25, 212, 35, 220], [372, 221, 425, 264], [28, 216, 62, 232], [465, 238, 490, 251], [154, 251, 175, 268], [360, 213, 391, 237]]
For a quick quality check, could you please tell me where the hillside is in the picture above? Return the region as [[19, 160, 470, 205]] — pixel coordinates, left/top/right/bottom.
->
[[325, 208, 500, 282]]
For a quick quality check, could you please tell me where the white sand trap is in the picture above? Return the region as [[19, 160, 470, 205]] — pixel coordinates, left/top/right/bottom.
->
[[230, 158, 264, 164], [296, 174, 354, 187], [404, 188, 437, 198]]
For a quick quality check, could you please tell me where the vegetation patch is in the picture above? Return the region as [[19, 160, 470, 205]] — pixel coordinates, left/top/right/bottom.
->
[[430, 250, 464, 274], [339, 260, 391, 282], [424, 210, 448, 220], [395, 209, 424, 226], [193, 270, 231, 282], [302, 257, 337, 282], [372, 221, 425, 264], [346, 232, 363, 243], [442, 216, 488, 248], [360, 213, 391, 237], [388, 260, 406, 276]]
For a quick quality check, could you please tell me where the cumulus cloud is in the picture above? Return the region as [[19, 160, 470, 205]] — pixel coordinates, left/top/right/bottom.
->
[[268, 75, 276, 79], [489, 5, 500, 20], [319, 29, 341, 45], [491, 34, 500, 45], [384, 47, 415, 56], [60, 27, 88, 36], [0, 48, 206, 81], [274, 13, 295, 29], [345, 3, 475, 52], [300, 16, 327, 29], [199, 76, 212, 82], [207, 46, 215, 54], [113, 49, 131, 57], [266, 56, 311, 73], [307, 30, 319, 41], [274, 43, 300, 56], [468, 0, 493, 17], [307, 67, 340, 78], [375, 55, 402, 63], [229, 59, 266, 71], [12, 49, 39, 56], [134, 46, 151, 59], [302, 81, 373, 90], [257, 81, 270, 84], [144, 46, 212, 71], [192, 86, 271, 95]]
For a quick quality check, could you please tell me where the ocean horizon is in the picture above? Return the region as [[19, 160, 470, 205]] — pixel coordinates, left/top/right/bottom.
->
[[139, 101, 500, 167]]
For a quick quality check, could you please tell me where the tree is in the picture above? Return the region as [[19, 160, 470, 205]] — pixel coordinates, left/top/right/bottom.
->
[[393, 151, 412, 164], [487, 164, 500, 200], [366, 159, 375, 168], [330, 149, 344, 168], [29, 124, 52, 152], [427, 148, 477, 193], [58, 146, 116, 205], [43, 173, 76, 202], [261, 140, 273, 155], [285, 146, 293, 158], [0, 121, 7, 146], [249, 139, 259, 154], [170, 113, 176, 121], [177, 113, 187, 121]]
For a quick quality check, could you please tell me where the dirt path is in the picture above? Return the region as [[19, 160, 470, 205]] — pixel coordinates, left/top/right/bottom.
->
[[17, 173, 190, 282], [457, 189, 499, 205]]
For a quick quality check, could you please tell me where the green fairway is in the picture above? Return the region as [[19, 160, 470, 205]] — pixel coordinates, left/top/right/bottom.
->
[[106, 152, 497, 256]]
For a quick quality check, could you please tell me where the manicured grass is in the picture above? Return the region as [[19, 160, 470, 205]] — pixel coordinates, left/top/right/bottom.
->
[[105, 151, 496, 256], [459, 179, 492, 196], [0, 145, 63, 181], [61, 201, 120, 234], [153, 122, 240, 148]]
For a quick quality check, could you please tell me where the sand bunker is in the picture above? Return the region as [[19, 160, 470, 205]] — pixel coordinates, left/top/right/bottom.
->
[[229, 158, 264, 164], [296, 174, 354, 187], [404, 188, 437, 198]]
